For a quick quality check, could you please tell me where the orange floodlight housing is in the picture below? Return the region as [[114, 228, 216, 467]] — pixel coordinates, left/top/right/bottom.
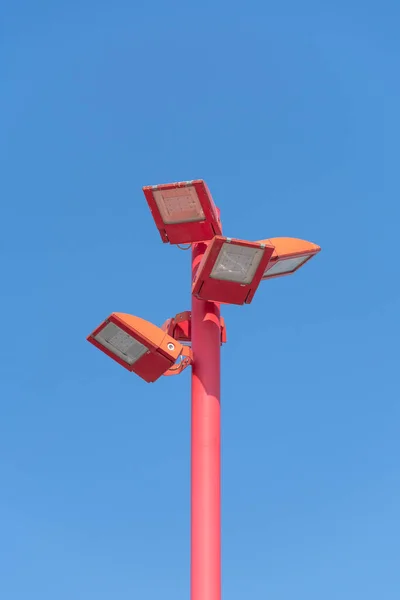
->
[[259, 237, 321, 280], [87, 312, 189, 383], [143, 180, 222, 245], [192, 236, 275, 305]]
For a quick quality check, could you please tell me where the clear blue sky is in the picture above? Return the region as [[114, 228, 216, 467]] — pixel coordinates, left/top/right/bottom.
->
[[1, 1, 399, 598]]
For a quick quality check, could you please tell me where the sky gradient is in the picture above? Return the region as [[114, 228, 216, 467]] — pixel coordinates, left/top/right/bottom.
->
[[1, 1, 400, 598]]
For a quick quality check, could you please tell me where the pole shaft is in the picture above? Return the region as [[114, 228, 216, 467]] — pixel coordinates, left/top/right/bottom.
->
[[191, 243, 221, 600]]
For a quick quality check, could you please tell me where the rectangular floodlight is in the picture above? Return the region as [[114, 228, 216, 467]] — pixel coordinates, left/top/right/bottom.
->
[[87, 313, 183, 383], [192, 236, 274, 305], [143, 180, 222, 245], [210, 242, 265, 284], [258, 237, 321, 281]]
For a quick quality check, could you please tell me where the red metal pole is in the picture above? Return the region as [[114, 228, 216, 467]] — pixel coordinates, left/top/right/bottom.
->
[[191, 242, 221, 600]]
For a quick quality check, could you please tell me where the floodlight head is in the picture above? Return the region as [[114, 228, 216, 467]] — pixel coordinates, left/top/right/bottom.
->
[[143, 180, 222, 244], [192, 236, 275, 305], [87, 313, 185, 382], [258, 237, 321, 280]]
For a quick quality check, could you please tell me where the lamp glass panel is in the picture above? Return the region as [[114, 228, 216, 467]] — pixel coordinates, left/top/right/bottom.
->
[[95, 323, 147, 365], [264, 255, 310, 277], [210, 243, 264, 284], [153, 186, 205, 224]]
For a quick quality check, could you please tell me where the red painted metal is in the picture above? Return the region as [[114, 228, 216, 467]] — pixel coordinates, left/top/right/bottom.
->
[[87, 313, 183, 383], [161, 311, 227, 346], [143, 180, 222, 245], [172, 311, 192, 343], [191, 242, 221, 600], [257, 237, 321, 280], [163, 345, 193, 377], [192, 235, 275, 305]]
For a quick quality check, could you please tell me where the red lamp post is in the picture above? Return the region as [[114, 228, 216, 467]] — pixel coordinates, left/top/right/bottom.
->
[[191, 242, 222, 600], [87, 180, 321, 600]]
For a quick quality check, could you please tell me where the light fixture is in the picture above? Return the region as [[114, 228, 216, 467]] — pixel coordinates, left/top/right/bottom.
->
[[192, 236, 274, 305], [87, 312, 187, 382], [258, 237, 321, 280], [88, 178, 321, 600], [143, 180, 222, 244]]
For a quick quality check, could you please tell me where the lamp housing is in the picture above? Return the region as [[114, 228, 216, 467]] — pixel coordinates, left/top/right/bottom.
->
[[143, 180, 222, 245], [259, 237, 321, 280], [192, 236, 274, 305], [87, 312, 183, 382]]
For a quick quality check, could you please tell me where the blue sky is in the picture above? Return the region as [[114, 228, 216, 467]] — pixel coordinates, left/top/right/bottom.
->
[[1, 1, 400, 598]]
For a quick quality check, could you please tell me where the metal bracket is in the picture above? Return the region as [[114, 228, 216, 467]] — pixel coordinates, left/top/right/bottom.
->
[[161, 311, 227, 346], [163, 345, 193, 377]]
